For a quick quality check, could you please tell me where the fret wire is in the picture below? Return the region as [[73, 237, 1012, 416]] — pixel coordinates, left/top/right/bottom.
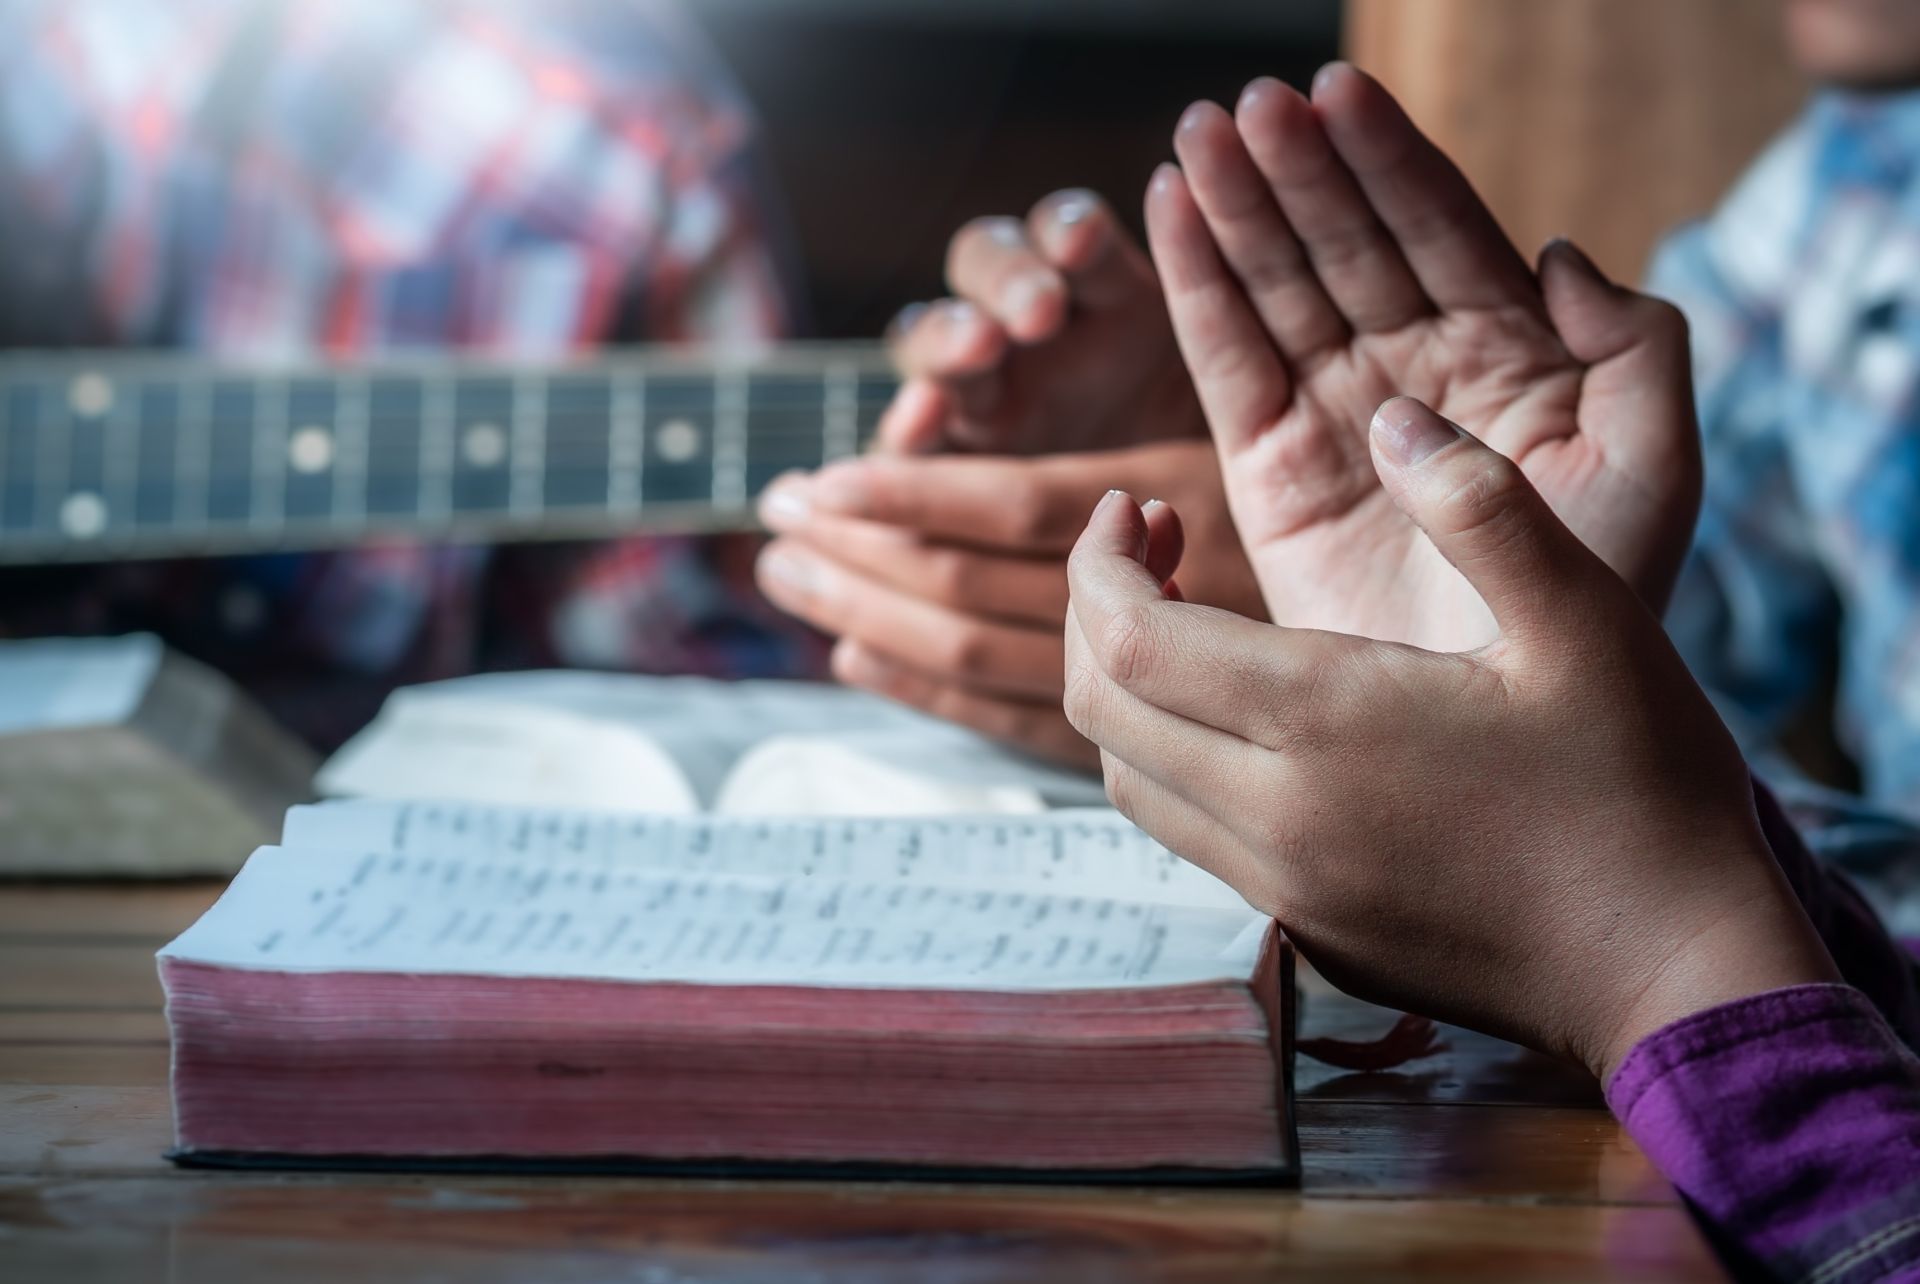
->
[[609, 372, 643, 514], [713, 369, 747, 511], [0, 349, 900, 561], [420, 372, 454, 526], [825, 362, 859, 466], [0, 384, 19, 532], [252, 375, 287, 532], [510, 372, 543, 519], [178, 378, 211, 534], [34, 377, 65, 535], [103, 374, 135, 536], [339, 423, 889, 482], [334, 373, 369, 528], [342, 419, 889, 452]]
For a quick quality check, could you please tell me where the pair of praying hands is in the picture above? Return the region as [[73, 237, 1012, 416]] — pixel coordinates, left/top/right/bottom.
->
[[763, 64, 1838, 1080]]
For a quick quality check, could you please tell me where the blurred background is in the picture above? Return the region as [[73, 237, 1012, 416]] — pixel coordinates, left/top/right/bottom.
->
[[692, 0, 1339, 337], [695, 0, 1806, 336], [0, 0, 1858, 786]]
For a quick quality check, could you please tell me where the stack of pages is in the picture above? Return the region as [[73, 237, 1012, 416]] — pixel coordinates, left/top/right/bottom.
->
[[160, 800, 1297, 1182]]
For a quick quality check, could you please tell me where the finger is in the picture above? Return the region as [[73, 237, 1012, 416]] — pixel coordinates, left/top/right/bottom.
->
[[887, 298, 1008, 380], [1538, 239, 1698, 460], [1063, 608, 1264, 804], [758, 539, 1064, 699], [1027, 188, 1159, 312], [797, 454, 1101, 551], [872, 377, 953, 455], [1067, 491, 1352, 744], [1233, 75, 1429, 334], [1172, 100, 1347, 361], [1096, 751, 1273, 909], [947, 216, 1071, 344], [1309, 63, 1541, 314], [832, 639, 1098, 771], [1536, 240, 1702, 608], [883, 300, 1006, 447], [1367, 397, 1617, 644], [766, 508, 1069, 627], [1140, 497, 1184, 586], [1144, 162, 1294, 452], [1064, 608, 1280, 896]]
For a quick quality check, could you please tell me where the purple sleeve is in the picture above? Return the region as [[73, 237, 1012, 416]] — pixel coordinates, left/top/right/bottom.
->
[[1754, 778, 1920, 1049], [1607, 984, 1920, 1283]]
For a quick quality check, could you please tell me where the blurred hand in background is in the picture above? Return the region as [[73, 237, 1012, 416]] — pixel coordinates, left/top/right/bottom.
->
[[876, 189, 1202, 456], [755, 440, 1262, 768]]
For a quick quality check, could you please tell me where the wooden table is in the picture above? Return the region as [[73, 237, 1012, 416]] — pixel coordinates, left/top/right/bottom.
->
[[0, 884, 1723, 1282]]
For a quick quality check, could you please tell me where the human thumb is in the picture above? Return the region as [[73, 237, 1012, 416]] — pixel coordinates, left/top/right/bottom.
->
[[1368, 396, 1607, 644]]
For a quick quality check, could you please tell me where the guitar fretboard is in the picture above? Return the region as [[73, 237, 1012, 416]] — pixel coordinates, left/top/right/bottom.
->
[[0, 345, 896, 564]]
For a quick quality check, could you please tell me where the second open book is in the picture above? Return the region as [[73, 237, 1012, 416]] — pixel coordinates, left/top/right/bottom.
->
[[319, 672, 1110, 815], [161, 799, 1298, 1182]]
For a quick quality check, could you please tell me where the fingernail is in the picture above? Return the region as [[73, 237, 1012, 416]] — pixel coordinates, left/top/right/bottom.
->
[[886, 300, 930, 341], [1149, 162, 1182, 196], [985, 219, 1028, 247], [1052, 190, 1095, 226], [837, 633, 875, 675], [1042, 190, 1110, 268], [1238, 76, 1282, 114], [1002, 272, 1057, 324], [809, 459, 873, 514], [1141, 498, 1166, 513], [1312, 61, 1352, 98], [1177, 101, 1214, 136], [935, 298, 985, 335], [759, 545, 820, 596], [1541, 236, 1605, 280], [831, 638, 877, 685], [1372, 397, 1462, 466], [758, 480, 811, 529]]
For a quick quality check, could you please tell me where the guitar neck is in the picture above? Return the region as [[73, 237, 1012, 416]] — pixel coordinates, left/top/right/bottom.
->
[[0, 344, 895, 565]]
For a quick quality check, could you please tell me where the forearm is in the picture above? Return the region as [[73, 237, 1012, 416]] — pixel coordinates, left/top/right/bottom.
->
[[1608, 984, 1920, 1283]]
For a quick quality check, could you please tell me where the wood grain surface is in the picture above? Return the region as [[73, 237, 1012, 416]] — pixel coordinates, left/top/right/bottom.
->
[[1347, 0, 1806, 282], [0, 882, 1721, 1282]]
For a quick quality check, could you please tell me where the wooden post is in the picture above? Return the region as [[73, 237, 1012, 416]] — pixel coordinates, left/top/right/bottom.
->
[[1345, 0, 1808, 280]]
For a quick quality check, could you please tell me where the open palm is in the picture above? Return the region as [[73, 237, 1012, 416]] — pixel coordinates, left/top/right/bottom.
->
[[1145, 66, 1700, 651]]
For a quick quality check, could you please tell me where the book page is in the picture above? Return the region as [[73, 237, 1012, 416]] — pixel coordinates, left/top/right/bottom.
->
[[319, 673, 1106, 816], [316, 695, 709, 814], [317, 675, 923, 811], [161, 841, 1269, 992], [281, 802, 1250, 912], [718, 724, 1108, 815], [438, 675, 908, 806]]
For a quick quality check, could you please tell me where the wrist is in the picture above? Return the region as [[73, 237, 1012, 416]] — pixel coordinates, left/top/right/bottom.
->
[[1588, 868, 1841, 1085]]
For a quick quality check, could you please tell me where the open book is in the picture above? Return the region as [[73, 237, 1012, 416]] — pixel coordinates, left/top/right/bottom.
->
[[160, 800, 1297, 1183], [319, 671, 1109, 815], [0, 635, 317, 876]]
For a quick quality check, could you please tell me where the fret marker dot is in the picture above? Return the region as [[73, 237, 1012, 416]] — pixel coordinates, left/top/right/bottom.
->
[[59, 491, 108, 539], [463, 421, 507, 468], [68, 372, 114, 418], [288, 425, 335, 474], [656, 419, 702, 463]]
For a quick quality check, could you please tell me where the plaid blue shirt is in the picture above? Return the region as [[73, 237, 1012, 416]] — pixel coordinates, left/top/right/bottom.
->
[[1655, 91, 1920, 932], [0, 0, 818, 749]]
